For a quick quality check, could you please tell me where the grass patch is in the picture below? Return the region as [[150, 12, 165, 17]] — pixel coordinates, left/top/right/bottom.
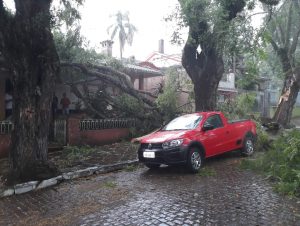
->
[[63, 145, 95, 160], [292, 107, 300, 118], [270, 106, 300, 118], [198, 167, 216, 177], [124, 164, 139, 172], [103, 181, 117, 188], [241, 129, 300, 197]]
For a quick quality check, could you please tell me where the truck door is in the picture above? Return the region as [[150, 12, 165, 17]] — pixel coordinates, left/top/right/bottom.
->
[[201, 114, 229, 156]]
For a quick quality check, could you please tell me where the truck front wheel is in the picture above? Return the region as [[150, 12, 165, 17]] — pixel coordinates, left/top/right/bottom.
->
[[186, 147, 203, 173]]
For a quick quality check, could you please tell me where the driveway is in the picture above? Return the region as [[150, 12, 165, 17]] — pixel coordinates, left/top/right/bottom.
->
[[0, 151, 299, 226]]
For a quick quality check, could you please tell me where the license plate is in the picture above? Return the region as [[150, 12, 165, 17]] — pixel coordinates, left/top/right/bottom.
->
[[143, 151, 155, 158]]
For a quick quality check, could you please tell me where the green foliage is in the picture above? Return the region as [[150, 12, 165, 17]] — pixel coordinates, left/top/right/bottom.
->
[[156, 70, 179, 122], [241, 130, 300, 197], [113, 94, 161, 133], [236, 58, 259, 90], [125, 164, 139, 172], [255, 121, 271, 151], [52, 0, 84, 28], [54, 28, 105, 64], [62, 145, 95, 162], [115, 94, 144, 116], [174, 0, 254, 54], [103, 181, 117, 188], [218, 93, 256, 119]]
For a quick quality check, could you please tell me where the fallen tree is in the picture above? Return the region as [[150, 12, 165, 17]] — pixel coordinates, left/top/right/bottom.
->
[[60, 62, 164, 131]]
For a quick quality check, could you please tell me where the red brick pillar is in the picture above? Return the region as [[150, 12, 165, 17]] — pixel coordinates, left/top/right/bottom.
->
[[0, 134, 11, 158], [67, 117, 81, 145]]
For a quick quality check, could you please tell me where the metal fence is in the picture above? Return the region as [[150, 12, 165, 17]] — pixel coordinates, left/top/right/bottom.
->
[[80, 118, 136, 131], [54, 119, 67, 145], [0, 121, 13, 134]]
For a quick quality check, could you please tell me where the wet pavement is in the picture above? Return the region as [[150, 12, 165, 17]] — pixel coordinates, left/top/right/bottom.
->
[[0, 151, 300, 226]]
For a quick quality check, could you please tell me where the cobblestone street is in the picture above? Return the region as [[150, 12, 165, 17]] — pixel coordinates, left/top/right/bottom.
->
[[0, 151, 300, 226]]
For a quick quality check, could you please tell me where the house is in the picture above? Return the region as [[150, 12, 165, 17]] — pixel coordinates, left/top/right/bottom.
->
[[143, 40, 238, 105], [100, 40, 164, 95]]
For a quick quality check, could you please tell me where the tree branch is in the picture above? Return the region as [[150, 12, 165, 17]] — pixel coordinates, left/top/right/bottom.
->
[[284, 2, 293, 48], [269, 36, 280, 53], [278, 23, 286, 46], [289, 0, 300, 55], [61, 62, 157, 108], [87, 63, 133, 88], [70, 84, 107, 118], [289, 26, 300, 56], [136, 90, 158, 98]]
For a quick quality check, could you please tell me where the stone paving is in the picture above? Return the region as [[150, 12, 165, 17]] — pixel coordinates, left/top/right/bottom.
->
[[0, 151, 300, 226]]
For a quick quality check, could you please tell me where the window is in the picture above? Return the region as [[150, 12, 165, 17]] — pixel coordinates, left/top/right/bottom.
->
[[204, 114, 223, 129], [162, 114, 202, 131]]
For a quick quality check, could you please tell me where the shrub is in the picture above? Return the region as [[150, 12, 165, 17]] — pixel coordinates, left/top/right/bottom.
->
[[217, 93, 256, 120], [241, 129, 300, 197], [156, 72, 178, 122], [255, 120, 271, 151]]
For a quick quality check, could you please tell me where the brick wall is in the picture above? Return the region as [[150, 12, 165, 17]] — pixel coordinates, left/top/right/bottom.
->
[[0, 117, 132, 158], [0, 134, 10, 158], [68, 117, 130, 146]]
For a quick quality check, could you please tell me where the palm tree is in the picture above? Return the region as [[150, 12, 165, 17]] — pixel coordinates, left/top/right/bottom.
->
[[107, 11, 137, 59]]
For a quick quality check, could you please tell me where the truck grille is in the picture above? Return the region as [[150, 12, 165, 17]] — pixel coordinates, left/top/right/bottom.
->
[[140, 143, 162, 149]]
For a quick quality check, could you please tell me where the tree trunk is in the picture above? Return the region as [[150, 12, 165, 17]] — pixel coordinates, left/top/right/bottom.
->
[[1, 0, 60, 183], [182, 41, 224, 111], [272, 49, 300, 127], [273, 76, 300, 127]]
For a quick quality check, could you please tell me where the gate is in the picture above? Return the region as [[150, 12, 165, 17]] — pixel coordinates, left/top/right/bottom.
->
[[53, 119, 67, 145]]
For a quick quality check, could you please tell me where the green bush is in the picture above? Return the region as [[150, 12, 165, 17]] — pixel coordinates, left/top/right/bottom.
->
[[62, 145, 95, 161], [255, 120, 271, 151], [241, 129, 300, 197], [156, 71, 179, 122], [217, 93, 256, 120]]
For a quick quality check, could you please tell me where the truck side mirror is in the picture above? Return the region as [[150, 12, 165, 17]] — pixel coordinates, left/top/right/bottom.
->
[[203, 123, 214, 131]]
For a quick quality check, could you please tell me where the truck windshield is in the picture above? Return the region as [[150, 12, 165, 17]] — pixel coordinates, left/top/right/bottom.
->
[[162, 115, 202, 131]]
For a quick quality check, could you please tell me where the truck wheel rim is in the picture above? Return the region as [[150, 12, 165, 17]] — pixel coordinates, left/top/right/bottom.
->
[[191, 152, 201, 169], [246, 140, 254, 155]]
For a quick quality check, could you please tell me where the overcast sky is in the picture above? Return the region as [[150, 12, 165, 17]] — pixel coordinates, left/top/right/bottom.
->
[[3, 0, 184, 61], [3, 0, 264, 61], [80, 0, 184, 60]]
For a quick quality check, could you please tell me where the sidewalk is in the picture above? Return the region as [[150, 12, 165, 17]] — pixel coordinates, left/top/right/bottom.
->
[[0, 142, 139, 196]]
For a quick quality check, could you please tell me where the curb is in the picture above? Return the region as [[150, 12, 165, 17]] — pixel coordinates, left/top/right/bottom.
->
[[0, 159, 139, 198]]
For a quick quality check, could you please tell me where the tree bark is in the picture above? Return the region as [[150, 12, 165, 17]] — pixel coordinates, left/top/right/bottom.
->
[[272, 48, 300, 127], [272, 52, 300, 127], [273, 78, 299, 127], [179, 0, 246, 112], [1, 0, 60, 183], [182, 38, 224, 111], [268, 0, 300, 127]]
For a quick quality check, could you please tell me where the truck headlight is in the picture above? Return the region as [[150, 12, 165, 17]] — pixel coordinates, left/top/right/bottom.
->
[[162, 139, 183, 149]]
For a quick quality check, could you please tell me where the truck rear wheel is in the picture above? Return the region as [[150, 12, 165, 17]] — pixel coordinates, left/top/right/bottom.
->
[[186, 147, 203, 173], [241, 135, 254, 156]]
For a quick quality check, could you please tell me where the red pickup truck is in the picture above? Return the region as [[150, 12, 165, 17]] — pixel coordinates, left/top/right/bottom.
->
[[137, 111, 256, 173]]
